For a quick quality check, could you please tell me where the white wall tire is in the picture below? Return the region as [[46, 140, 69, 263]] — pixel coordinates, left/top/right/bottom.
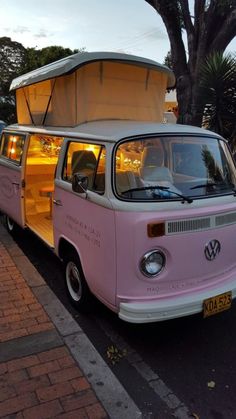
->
[[66, 261, 83, 302], [65, 254, 93, 312], [4, 215, 16, 234]]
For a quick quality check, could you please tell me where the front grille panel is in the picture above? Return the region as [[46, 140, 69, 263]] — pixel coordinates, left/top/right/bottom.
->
[[215, 212, 236, 227], [166, 211, 236, 235], [167, 218, 210, 234]]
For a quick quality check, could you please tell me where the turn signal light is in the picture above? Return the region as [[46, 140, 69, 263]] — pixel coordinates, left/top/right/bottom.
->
[[147, 222, 165, 237]]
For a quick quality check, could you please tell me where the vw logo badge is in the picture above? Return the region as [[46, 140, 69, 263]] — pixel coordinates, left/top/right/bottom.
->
[[205, 239, 221, 261]]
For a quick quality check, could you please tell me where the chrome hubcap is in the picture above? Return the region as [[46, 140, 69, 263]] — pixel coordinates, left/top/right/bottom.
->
[[66, 261, 82, 302]]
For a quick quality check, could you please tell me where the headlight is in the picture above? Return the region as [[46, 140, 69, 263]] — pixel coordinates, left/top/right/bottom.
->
[[140, 250, 165, 277]]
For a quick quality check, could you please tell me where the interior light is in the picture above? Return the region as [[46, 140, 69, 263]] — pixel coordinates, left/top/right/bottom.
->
[[9, 135, 17, 143], [86, 145, 96, 151]]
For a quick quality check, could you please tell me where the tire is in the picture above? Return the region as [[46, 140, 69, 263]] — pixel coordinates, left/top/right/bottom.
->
[[64, 253, 93, 312], [4, 215, 17, 234]]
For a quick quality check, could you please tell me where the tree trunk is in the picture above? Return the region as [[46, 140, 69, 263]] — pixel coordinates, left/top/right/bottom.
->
[[176, 73, 205, 127], [145, 0, 236, 128]]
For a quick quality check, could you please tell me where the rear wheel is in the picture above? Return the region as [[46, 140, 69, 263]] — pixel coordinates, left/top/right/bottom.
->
[[4, 215, 16, 234], [64, 253, 93, 312]]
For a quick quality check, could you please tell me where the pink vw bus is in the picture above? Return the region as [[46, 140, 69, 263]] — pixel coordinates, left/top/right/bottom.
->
[[0, 52, 236, 323]]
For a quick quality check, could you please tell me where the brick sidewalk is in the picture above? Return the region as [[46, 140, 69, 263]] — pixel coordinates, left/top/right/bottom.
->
[[0, 240, 108, 418]]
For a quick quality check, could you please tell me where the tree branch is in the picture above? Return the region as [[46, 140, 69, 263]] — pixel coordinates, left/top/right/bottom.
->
[[179, 0, 194, 37], [145, 0, 161, 13], [145, 0, 188, 76], [205, 0, 217, 23], [194, 0, 206, 41], [211, 8, 236, 51], [179, 0, 196, 72], [194, 0, 206, 19]]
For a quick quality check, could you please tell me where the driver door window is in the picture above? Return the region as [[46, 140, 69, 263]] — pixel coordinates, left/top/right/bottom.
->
[[62, 141, 106, 194]]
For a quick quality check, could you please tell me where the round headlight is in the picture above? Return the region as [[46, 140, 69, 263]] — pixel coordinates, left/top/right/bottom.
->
[[140, 250, 165, 277]]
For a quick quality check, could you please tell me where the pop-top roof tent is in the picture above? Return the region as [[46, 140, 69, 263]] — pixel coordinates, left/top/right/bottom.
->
[[10, 51, 175, 127]]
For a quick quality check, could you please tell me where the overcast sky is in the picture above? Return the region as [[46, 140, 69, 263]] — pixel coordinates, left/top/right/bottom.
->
[[0, 0, 235, 64]]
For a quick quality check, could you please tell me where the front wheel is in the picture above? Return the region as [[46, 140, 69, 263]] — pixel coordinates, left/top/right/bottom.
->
[[64, 254, 93, 312]]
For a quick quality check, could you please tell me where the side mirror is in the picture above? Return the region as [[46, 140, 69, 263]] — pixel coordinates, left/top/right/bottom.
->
[[72, 173, 88, 195]]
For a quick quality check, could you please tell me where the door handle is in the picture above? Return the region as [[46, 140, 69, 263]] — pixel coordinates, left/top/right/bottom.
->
[[12, 182, 20, 186], [53, 199, 63, 206]]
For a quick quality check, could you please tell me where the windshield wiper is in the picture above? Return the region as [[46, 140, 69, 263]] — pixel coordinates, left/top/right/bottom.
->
[[121, 185, 193, 204], [191, 182, 236, 194]]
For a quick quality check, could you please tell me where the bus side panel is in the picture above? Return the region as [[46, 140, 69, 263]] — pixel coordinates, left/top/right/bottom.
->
[[0, 160, 24, 227], [53, 185, 117, 309]]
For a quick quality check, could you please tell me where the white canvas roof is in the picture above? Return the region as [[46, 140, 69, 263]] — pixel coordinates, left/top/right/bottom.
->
[[11, 52, 176, 127]]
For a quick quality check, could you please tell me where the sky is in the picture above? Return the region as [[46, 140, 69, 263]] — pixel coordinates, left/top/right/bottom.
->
[[0, 0, 235, 64]]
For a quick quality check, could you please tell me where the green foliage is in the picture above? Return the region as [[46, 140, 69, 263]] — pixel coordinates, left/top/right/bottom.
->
[[23, 48, 40, 73], [200, 52, 236, 146], [39, 46, 81, 66], [0, 37, 26, 96], [164, 51, 173, 69], [24, 45, 83, 72], [0, 101, 16, 124], [0, 37, 27, 122]]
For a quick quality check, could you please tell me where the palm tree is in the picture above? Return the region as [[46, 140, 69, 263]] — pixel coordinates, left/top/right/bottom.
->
[[200, 52, 236, 151]]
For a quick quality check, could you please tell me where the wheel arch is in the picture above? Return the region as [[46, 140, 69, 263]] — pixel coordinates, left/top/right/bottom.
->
[[59, 237, 94, 311], [58, 237, 81, 264]]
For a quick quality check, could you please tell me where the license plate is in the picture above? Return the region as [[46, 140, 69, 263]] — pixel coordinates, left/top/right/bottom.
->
[[203, 291, 232, 318]]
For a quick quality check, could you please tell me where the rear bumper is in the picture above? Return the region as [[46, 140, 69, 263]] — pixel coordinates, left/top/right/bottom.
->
[[118, 282, 236, 323]]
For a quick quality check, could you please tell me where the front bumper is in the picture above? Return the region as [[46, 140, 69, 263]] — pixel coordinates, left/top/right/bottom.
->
[[119, 282, 236, 323]]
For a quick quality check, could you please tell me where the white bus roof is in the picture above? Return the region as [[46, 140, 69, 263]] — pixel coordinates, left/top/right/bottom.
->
[[4, 120, 223, 143]]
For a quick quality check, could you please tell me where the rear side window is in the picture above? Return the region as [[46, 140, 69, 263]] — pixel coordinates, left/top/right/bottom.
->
[[62, 141, 106, 194], [0, 122, 6, 134], [0, 133, 25, 164]]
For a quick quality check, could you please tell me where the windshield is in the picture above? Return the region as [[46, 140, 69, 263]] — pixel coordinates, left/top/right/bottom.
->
[[114, 135, 236, 201]]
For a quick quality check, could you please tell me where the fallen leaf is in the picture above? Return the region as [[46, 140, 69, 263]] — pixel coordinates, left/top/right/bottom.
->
[[106, 345, 127, 365], [207, 381, 216, 389]]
